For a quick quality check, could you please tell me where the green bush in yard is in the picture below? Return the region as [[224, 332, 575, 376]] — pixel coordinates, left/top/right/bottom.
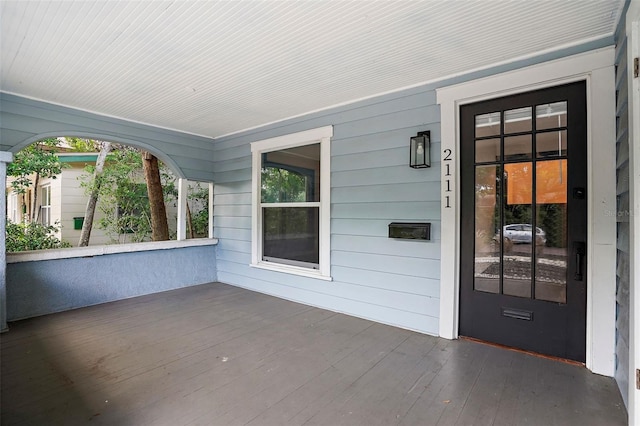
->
[[6, 220, 71, 252]]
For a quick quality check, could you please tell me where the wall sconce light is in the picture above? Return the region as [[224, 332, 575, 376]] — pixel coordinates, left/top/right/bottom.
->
[[410, 131, 430, 168]]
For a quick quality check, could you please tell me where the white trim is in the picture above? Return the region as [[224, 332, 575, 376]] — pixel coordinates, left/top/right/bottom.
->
[[262, 202, 321, 209], [250, 125, 333, 280], [250, 126, 333, 153], [7, 238, 218, 264], [436, 47, 616, 376], [208, 182, 215, 239], [7, 192, 18, 223], [39, 184, 52, 226], [176, 178, 187, 241], [250, 262, 333, 281], [626, 1, 640, 422]]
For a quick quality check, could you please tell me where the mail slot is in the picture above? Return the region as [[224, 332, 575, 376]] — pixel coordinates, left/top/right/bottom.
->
[[388, 222, 431, 240]]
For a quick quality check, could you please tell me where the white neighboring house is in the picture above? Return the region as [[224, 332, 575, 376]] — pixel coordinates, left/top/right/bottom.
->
[[6, 152, 181, 247]]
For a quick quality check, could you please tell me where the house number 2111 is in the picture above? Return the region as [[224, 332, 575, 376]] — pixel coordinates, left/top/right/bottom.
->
[[443, 149, 452, 208]]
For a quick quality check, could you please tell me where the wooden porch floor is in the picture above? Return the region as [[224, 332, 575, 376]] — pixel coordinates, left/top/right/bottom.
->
[[1, 282, 627, 426]]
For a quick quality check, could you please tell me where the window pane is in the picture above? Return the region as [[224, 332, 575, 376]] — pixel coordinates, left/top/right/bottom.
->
[[535, 160, 568, 303], [537, 130, 567, 158], [504, 134, 531, 161], [536, 101, 567, 130], [476, 138, 500, 163], [504, 107, 532, 134], [475, 112, 501, 137], [263, 207, 319, 267], [474, 165, 500, 294], [261, 144, 320, 203], [503, 162, 533, 298]]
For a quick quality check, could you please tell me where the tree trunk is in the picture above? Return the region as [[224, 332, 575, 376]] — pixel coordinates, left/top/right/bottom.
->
[[78, 142, 112, 247], [186, 201, 195, 239], [142, 151, 170, 241], [30, 172, 42, 223]]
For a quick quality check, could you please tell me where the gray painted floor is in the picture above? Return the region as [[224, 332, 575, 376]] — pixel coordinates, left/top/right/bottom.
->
[[1, 282, 627, 426]]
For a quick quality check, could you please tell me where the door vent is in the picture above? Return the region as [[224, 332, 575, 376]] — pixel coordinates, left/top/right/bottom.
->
[[501, 307, 533, 321]]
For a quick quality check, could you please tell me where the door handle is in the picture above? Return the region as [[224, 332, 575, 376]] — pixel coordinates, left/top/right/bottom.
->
[[574, 242, 586, 281]]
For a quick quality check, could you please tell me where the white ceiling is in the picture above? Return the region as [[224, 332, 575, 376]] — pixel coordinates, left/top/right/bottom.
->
[[0, 1, 625, 139]]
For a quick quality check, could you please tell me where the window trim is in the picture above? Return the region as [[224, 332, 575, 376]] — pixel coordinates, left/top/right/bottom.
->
[[39, 184, 52, 226], [8, 192, 18, 223], [250, 125, 333, 280]]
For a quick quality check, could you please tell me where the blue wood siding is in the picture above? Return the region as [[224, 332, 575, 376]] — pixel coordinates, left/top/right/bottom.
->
[[210, 38, 619, 336], [213, 88, 442, 334], [0, 93, 216, 181], [614, 15, 630, 407]]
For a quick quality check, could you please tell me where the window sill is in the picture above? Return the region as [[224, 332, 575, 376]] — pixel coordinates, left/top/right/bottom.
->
[[250, 261, 332, 281], [7, 238, 218, 264]]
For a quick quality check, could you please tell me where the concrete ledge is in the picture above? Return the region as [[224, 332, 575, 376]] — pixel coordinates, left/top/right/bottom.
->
[[7, 238, 218, 264]]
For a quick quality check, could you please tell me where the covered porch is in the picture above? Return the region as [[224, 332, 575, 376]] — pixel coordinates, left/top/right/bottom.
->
[[1, 282, 626, 426], [1, 1, 639, 424]]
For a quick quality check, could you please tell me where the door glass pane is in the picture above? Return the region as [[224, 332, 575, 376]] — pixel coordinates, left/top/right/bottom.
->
[[537, 130, 567, 158], [475, 112, 501, 137], [535, 160, 568, 303], [504, 107, 532, 134], [536, 101, 567, 130], [503, 162, 533, 298], [504, 134, 532, 161], [474, 165, 500, 294], [476, 138, 500, 163]]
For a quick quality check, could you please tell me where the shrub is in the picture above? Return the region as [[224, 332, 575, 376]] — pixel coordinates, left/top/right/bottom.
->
[[6, 220, 72, 252]]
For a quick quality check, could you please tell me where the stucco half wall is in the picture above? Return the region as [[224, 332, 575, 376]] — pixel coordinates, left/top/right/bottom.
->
[[6, 240, 217, 321]]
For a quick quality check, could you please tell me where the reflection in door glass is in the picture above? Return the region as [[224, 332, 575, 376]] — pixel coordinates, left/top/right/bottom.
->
[[504, 134, 532, 160], [475, 112, 501, 138], [503, 162, 533, 298], [504, 107, 532, 134], [474, 165, 500, 294], [476, 138, 500, 163], [537, 130, 567, 158], [536, 101, 567, 130], [535, 160, 568, 303]]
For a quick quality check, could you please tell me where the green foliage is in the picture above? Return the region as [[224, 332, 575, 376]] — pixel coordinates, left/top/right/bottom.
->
[[7, 138, 64, 194], [79, 145, 211, 243], [261, 167, 307, 203], [188, 183, 209, 237], [6, 220, 71, 252], [80, 148, 151, 243], [64, 137, 100, 152], [537, 204, 565, 247]]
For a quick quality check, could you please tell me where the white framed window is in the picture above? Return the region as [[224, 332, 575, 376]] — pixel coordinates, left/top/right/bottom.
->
[[251, 126, 332, 280], [39, 185, 51, 226], [8, 192, 18, 223]]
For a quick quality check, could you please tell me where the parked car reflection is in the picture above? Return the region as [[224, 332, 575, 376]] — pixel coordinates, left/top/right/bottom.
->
[[503, 224, 546, 245]]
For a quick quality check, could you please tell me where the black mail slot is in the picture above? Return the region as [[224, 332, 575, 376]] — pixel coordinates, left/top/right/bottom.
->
[[388, 222, 431, 240]]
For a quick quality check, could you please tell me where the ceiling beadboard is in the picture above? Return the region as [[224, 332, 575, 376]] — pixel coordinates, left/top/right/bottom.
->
[[0, 1, 625, 138]]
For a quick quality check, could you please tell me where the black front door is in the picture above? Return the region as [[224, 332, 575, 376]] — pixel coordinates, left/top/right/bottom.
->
[[459, 82, 587, 362]]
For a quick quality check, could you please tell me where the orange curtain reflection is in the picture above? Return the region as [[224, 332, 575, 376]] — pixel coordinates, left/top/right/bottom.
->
[[505, 160, 567, 205]]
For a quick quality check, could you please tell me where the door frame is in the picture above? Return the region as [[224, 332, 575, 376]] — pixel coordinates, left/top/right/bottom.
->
[[437, 47, 616, 376], [626, 0, 640, 421]]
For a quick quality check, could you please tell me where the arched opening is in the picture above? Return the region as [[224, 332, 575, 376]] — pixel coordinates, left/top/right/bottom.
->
[[7, 135, 213, 251]]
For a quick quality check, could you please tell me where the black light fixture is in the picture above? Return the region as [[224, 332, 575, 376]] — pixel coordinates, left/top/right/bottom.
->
[[410, 131, 430, 168]]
